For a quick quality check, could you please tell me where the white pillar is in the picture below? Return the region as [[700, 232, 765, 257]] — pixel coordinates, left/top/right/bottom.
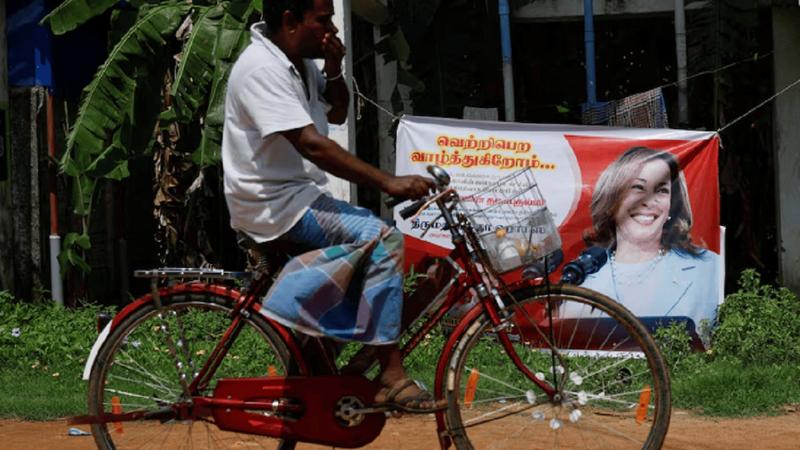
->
[[326, 0, 356, 203], [772, 8, 800, 294]]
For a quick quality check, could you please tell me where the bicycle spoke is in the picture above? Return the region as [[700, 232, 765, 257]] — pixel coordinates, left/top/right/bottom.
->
[[568, 368, 655, 398], [116, 352, 174, 393], [565, 386, 654, 402], [581, 355, 634, 380], [564, 391, 637, 408], [108, 373, 180, 397], [468, 394, 528, 405], [102, 400, 159, 410], [104, 387, 171, 404], [464, 366, 530, 394], [462, 401, 529, 427], [173, 309, 198, 376], [565, 302, 588, 351]]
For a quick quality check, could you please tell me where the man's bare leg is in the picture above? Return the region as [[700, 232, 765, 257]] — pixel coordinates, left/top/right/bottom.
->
[[376, 345, 406, 386]]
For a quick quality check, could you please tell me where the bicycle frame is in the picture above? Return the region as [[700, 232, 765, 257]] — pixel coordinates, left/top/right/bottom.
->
[[395, 195, 557, 399]]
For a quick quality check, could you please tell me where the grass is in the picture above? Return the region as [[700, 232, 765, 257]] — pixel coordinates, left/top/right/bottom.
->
[[671, 359, 800, 416], [0, 370, 87, 420]]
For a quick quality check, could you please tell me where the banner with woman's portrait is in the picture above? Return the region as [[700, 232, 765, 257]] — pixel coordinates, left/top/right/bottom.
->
[[394, 115, 722, 349]]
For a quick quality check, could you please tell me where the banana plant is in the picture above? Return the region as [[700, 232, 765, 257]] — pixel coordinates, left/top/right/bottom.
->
[[41, 0, 261, 274]]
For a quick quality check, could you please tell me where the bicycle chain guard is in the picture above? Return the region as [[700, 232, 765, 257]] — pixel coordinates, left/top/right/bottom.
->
[[212, 375, 385, 448]]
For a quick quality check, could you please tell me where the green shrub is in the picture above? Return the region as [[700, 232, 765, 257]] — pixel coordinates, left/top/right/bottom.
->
[[0, 291, 110, 376], [653, 321, 705, 375], [712, 270, 800, 365]]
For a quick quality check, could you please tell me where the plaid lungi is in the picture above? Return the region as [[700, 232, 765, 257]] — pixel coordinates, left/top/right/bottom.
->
[[260, 194, 404, 344]]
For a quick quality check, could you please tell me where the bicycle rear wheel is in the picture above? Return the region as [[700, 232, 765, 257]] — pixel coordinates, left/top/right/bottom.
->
[[443, 284, 671, 450], [87, 288, 299, 450]]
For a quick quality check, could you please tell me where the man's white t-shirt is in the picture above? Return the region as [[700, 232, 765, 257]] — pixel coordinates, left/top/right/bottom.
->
[[222, 22, 331, 242]]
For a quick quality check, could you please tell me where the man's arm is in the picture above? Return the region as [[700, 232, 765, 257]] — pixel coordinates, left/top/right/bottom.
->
[[281, 125, 433, 199], [322, 32, 348, 125], [324, 74, 349, 125]]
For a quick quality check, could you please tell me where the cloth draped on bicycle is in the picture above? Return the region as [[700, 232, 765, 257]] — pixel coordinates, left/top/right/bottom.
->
[[260, 194, 405, 344]]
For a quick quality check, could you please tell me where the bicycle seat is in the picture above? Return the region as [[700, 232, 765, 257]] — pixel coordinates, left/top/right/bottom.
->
[[236, 231, 315, 275]]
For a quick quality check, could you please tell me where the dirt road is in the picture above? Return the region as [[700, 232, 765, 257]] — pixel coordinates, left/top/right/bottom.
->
[[1, 411, 798, 449]]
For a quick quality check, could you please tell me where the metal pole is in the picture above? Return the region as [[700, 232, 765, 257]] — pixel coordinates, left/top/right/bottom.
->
[[583, 0, 597, 105], [46, 93, 63, 305], [498, 0, 515, 122]]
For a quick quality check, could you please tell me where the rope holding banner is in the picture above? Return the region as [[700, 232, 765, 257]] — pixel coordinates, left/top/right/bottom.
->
[[717, 76, 800, 134], [351, 77, 401, 123]]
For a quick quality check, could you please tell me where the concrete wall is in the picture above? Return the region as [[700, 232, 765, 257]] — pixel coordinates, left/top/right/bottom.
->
[[772, 8, 800, 294], [514, 0, 710, 21]]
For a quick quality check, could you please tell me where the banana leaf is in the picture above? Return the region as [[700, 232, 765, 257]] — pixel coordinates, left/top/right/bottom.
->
[[61, 3, 191, 214], [193, 2, 257, 166], [171, 5, 224, 123], [40, 0, 119, 35]]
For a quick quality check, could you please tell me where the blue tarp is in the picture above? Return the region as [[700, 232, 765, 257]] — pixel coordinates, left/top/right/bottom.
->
[[7, 0, 53, 88], [7, 0, 109, 97]]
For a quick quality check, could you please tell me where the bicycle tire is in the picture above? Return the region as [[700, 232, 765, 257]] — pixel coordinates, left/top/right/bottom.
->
[[442, 284, 671, 450], [87, 288, 300, 450]]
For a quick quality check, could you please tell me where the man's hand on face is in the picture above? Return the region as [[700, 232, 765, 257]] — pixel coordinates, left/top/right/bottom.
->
[[322, 32, 345, 77], [384, 175, 436, 201]]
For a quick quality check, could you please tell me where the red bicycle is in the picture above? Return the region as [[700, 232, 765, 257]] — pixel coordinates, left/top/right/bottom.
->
[[72, 165, 670, 449]]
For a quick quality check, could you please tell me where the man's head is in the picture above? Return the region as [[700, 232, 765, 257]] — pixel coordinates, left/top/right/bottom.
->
[[263, 0, 314, 31], [263, 0, 338, 60]]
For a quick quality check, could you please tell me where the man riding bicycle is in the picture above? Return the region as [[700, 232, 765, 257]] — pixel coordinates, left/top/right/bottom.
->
[[221, 0, 440, 410]]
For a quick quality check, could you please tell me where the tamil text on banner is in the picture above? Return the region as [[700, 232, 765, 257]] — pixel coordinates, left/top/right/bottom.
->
[[395, 115, 722, 348]]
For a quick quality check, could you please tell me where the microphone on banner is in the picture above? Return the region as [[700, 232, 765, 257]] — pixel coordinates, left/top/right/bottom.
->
[[559, 247, 608, 285]]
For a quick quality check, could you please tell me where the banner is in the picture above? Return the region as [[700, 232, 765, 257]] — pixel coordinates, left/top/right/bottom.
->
[[395, 115, 722, 347]]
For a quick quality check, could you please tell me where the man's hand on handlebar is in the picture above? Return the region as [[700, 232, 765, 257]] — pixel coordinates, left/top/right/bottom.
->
[[383, 175, 436, 200]]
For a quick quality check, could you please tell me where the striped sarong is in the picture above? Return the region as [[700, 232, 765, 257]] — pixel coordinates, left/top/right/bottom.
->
[[260, 194, 404, 344]]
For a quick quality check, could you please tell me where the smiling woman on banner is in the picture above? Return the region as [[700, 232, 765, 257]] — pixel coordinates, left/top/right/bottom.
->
[[578, 147, 720, 337]]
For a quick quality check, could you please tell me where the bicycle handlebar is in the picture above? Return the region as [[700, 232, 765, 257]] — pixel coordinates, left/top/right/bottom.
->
[[384, 165, 451, 220], [383, 196, 431, 220], [398, 198, 428, 220], [384, 196, 404, 208]]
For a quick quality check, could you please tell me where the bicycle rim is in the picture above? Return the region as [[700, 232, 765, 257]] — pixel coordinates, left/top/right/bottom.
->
[[88, 291, 296, 450], [443, 285, 671, 450]]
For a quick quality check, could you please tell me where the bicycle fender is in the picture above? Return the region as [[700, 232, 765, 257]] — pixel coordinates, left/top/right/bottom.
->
[[81, 293, 154, 381], [82, 321, 111, 380]]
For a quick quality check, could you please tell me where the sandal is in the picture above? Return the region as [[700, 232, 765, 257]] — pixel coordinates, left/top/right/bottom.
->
[[375, 378, 448, 413]]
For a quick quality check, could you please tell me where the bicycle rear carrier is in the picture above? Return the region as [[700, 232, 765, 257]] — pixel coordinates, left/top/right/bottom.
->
[[134, 268, 250, 281]]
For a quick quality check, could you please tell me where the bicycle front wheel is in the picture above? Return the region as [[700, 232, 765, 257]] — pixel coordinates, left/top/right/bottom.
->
[[87, 288, 298, 450], [443, 284, 671, 450]]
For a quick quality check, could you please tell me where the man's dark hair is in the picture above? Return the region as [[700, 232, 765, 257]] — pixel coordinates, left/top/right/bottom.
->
[[263, 0, 315, 31]]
